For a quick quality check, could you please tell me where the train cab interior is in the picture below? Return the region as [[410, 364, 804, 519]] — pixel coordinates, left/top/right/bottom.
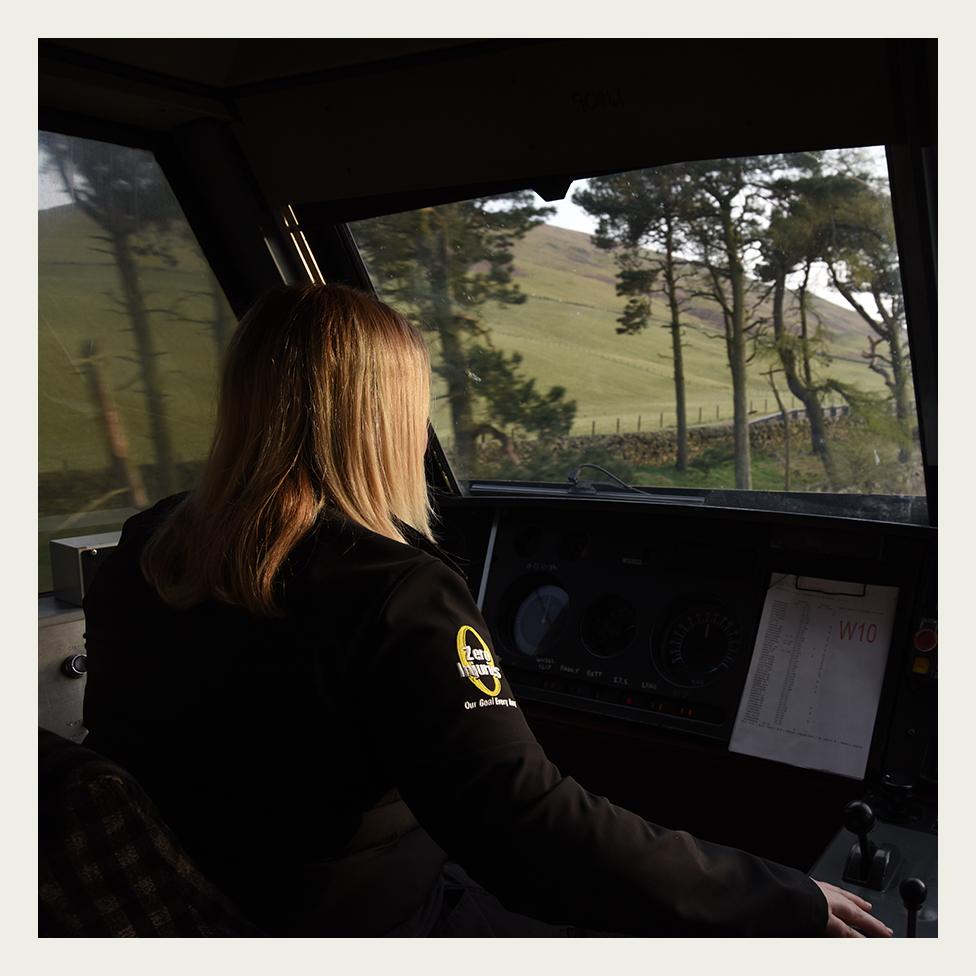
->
[[37, 38, 938, 939]]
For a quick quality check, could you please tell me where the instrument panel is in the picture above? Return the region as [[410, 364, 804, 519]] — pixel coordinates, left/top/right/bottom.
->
[[481, 508, 767, 741], [447, 496, 937, 794]]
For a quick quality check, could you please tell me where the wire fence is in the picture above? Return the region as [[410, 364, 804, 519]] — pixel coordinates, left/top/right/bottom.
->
[[568, 395, 858, 438], [459, 398, 916, 448]]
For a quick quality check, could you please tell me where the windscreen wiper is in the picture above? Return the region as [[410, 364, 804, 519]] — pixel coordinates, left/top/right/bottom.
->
[[566, 463, 643, 495], [565, 463, 705, 504], [468, 465, 705, 504]]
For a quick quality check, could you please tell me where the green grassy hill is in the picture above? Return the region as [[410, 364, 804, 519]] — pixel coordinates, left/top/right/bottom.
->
[[428, 222, 888, 441], [40, 205, 893, 481], [39, 203, 230, 478]]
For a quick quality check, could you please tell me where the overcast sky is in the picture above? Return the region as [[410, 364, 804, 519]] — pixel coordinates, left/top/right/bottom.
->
[[536, 148, 889, 307]]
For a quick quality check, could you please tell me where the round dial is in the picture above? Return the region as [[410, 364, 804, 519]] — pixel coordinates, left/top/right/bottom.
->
[[512, 584, 570, 657], [653, 601, 741, 688], [580, 595, 637, 658]]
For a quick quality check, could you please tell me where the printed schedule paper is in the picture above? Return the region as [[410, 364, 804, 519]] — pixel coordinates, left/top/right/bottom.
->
[[729, 574, 899, 779]]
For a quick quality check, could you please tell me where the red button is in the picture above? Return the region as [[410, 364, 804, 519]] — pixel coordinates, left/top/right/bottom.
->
[[913, 628, 937, 653]]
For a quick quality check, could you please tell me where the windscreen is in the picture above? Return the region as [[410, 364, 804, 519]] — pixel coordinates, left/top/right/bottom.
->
[[350, 147, 923, 518]]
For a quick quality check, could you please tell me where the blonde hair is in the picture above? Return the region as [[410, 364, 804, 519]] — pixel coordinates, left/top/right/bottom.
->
[[141, 283, 434, 616]]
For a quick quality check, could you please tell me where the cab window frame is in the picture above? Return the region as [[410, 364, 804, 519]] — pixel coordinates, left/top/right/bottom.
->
[[295, 139, 937, 528]]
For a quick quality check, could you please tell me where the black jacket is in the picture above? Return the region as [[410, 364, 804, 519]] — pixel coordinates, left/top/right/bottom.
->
[[82, 494, 828, 936]]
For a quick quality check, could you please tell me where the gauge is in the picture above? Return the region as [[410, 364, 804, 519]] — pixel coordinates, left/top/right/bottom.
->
[[653, 600, 741, 688], [580, 595, 637, 658], [512, 584, 570, 656]]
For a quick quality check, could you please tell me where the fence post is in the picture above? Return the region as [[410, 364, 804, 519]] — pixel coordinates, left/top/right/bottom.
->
[[698, 406, 702, 423], [659, 412, 664, 428], [591, 420, 595, 436], [716, 404, 720, 420], [637, 415, 641, 432], [616, 417, 620, 433], [764, 398, 768, 413]]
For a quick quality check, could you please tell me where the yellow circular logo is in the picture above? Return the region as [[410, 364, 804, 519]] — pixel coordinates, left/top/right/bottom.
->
[[456, 625, 501, 697]]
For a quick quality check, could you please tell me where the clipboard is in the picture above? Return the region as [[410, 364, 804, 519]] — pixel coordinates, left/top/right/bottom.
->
[[729, 573, 898, 780]]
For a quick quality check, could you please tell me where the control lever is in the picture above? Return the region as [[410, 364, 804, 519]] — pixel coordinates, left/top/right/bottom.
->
[[842, 800, 899, 890], [899, 877, 927, 938]]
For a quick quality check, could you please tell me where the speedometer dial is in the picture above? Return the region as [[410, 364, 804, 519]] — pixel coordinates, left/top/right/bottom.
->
[[512, 584, 570, 657], [580, 595, 637, 658], [653, 600, 741, 688]]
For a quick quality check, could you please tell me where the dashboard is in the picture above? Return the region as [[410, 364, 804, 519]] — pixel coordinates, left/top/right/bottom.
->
[[37, 490, 938, 935], [436, 492, 938, 935]]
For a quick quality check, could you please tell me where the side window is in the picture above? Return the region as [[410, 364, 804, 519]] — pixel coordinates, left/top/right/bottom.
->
[[38, 132, 237, 592]]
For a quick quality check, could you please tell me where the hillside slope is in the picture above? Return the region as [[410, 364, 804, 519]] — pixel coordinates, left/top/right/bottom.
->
[[39, 204, 893, 474], [455, 222, 888, 438]]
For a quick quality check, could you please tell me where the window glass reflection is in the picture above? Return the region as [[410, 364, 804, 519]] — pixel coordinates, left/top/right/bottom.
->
[[38, 132, 237, 592]]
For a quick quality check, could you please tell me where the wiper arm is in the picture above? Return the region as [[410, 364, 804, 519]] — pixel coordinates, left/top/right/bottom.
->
[[468, 477, 706, 504], [566, 463, 642, 495]]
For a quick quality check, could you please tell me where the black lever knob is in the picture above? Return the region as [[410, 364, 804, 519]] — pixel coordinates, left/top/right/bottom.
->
[[843, 800, 876, 835], [842, 800, 897, 890], [899, 877, 927, 938], [843, 800, 877, 872]]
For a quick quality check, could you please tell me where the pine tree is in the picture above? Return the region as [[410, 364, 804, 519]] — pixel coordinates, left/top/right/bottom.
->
[[756, 168, 842, 488], [813, 168, 913, 463], [574, 168, 694, 472], [352, 194, 575, 476], [40, 133, 183, 496], [682, 154, 819, 489]]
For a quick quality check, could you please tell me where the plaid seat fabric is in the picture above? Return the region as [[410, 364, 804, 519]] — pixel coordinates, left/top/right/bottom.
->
[[39, 729, 262, 937]]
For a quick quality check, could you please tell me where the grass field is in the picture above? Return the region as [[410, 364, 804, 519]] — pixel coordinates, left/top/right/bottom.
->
[[39, 205, 231, 477], [419, 223, 889, 444], [39, 204, 233, 589], [41, 206, 892, 477], [40, 203, 905, 470]]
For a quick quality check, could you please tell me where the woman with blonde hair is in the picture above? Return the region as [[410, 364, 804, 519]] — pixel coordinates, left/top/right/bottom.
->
[[82, 283, 889, 937]]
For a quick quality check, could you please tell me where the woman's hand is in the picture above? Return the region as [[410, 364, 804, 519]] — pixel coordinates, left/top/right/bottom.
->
[[814, 880, 894, 937]]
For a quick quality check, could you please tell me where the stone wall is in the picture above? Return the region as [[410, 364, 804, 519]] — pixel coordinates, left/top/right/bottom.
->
[[480, 412, 849, 469]]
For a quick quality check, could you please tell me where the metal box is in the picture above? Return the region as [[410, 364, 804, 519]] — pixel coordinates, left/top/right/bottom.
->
[[49, 531, 121, 607]]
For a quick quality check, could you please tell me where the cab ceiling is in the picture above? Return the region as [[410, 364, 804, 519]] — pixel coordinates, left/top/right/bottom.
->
[[39, 39, 933, 214], [40, 39, 481, 89]]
